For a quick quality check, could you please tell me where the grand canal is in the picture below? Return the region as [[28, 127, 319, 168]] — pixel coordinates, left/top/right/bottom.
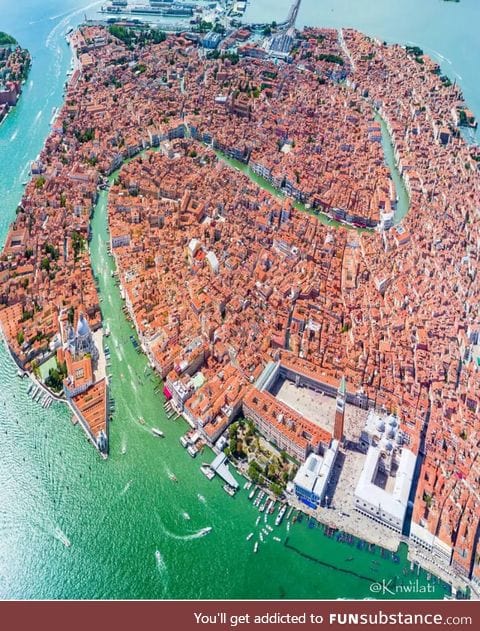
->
[[1, 0, 477, 598]]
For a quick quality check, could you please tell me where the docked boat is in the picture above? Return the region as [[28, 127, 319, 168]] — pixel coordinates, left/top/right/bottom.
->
[[248, 488, 256, 500], [180, 435, 189, 448], [152, 428, 164, 438], [200, 464, 215, 480], [50, 107, 57, 126], [223, 484, 236, 497], [254, 542, 259, 553], [275, 504, 287, 527], [105, 327, 110, 337]]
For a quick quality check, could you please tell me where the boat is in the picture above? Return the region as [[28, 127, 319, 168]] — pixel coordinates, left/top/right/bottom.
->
[[200, 464, 215, 480], [253, 542, 259, 553], [152, 428, 164, 438], [17, 369, 25, 378], [121, 445, 127, 455], [273, 536, 281, 542], [255, 516, 261, 526], [50, 107, 57, 126], [198, 526, 212, 536], [223, 484, 236, 497], [259, 532, 264, 542], [248, 488, 256, 500], [246, 532, 254, 541], [105, 327, 110, 337], [138, 417, 146, 425], [180, 435, 189, 448], [168, 472, 178, 482], [275, 504, 287, 527]]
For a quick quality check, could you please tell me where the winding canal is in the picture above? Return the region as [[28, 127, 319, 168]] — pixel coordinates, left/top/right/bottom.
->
[[1, 0, 472, 599]]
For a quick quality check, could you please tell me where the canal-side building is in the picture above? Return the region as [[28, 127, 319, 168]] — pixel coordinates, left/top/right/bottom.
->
[[293, 440, 339, 508], [242, 387, 332, 462], [58, 309, 109, 456], [353, 445, 416, 533]]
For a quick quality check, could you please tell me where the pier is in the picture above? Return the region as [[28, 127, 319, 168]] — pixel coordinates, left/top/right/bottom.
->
[[210, 453, 239, 489]]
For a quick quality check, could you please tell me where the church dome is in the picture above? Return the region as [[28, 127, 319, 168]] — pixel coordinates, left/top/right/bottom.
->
[[76, 314, 91, 338]]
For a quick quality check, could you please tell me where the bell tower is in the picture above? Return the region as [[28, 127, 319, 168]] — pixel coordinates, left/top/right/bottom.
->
[[334, 376, 346, 442]]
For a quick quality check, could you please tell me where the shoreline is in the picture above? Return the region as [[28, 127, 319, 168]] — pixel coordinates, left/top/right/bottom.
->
[[0, 14, 478, 600], [88, 145, 469, 597]]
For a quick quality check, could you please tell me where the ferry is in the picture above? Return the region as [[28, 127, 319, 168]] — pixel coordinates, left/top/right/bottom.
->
[[253, 541, 259, 553], [246, 532, 254, 541], [200, 464, 215, 480], [151, 428, 164, 437], [223, 484, 236, 497], [275, 504, 287, 527]]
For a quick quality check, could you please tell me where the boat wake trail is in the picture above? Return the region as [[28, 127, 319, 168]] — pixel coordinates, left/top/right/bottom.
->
[[155, 549, 167, 574], [161, 525, 213, 541], [120, 479, 133, 496], [53, 525, 71, 548]]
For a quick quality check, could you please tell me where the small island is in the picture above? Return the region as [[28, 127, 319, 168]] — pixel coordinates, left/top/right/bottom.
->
[[0, 31, 31, 124]]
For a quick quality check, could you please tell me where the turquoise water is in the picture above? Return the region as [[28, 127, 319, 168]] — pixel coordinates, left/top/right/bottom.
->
[[0, 0, 476, 599], [245, 0, 479, 140]]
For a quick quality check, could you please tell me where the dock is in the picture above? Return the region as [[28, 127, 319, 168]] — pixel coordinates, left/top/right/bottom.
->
[[210, 453, 239, 490]]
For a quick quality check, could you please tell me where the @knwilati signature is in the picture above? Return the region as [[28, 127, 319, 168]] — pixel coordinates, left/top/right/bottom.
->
[[370, 579, 436, 596]]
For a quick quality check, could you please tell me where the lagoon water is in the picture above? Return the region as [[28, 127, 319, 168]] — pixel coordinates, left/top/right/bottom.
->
[[0, 0, 476, 598]]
